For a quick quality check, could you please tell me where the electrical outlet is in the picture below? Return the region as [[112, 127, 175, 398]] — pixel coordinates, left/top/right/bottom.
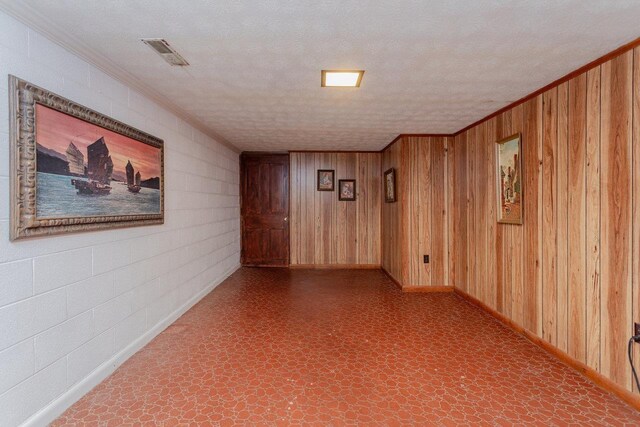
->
[[635, 322, 640, 338], [423, 255, 429, 264]]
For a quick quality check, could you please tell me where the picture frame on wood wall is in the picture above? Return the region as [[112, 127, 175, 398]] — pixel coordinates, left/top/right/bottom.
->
[[495, 133, 523, 225], [9, 75, 165, 240], [338, 179, 356, 201], [317, 169, 335, 191], [383, 168, 396, 203]]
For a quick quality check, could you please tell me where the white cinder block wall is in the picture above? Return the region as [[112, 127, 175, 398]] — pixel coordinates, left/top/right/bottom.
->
[[0, 12, 240, 427]]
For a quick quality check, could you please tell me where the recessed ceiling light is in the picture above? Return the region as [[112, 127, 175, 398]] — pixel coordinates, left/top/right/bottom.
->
[[321, 70, 364, 87]]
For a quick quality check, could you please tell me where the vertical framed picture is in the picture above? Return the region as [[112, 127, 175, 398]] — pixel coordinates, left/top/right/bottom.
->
[[317, 169, 335, 191], [338, 179, 356, 201], [9, 75, 164, 240], [383, 168, 396, 203], [496, 133, 523, 224]]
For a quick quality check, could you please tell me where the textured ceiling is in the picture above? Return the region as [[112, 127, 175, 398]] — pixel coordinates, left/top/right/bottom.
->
[[1, 1, 640, 151]]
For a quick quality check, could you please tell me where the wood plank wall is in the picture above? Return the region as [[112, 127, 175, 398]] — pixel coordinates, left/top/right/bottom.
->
[[381, 136, 454, 286], [289, 152, 381, 266], [381, 142, 404, 280], [450, 48, 640, 391]]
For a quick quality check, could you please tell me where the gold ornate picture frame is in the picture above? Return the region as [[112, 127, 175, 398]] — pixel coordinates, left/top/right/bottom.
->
[[9, 75, 165, 240]]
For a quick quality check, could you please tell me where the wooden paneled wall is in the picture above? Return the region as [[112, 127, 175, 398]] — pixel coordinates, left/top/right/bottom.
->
[[381, 142, 404, 280], [450, 47, 640, 391], [381, 136, 453, 287], [290, 152, 381, 266], [288, 41, 640, 393]]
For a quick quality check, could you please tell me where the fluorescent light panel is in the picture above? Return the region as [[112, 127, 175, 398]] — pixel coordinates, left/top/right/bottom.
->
[[321, 70, 364, 87]]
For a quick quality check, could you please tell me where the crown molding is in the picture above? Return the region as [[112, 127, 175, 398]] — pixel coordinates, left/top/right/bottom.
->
[[0, 2, 240, 154], [382, 35, 640, 149], [381, 134, 453, 152], [2, 3, 639, 155], [452, 35, 640, 137]]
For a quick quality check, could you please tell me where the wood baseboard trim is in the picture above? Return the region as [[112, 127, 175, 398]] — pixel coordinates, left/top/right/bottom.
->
[[288, 150, 380, 154], [243, 264, 289, 268], [381, 267, 454, 293], [453, 287, 640, 411], [403, 285, 454, 293], [289, 264, 380, 270], [381, 266, 403, 290]]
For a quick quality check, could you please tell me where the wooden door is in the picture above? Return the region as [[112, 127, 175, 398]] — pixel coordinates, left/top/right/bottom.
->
[[240, 153, 290, 266]]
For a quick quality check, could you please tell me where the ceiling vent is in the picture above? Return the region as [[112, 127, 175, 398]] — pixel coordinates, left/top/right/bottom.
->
[[141, 38, 189, 66]]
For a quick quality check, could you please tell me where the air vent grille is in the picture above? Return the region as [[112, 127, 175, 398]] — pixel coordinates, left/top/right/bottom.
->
[[141, 38, 189, 66]]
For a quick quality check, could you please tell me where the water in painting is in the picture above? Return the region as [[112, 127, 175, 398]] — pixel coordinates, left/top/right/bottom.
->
[[37, 172, 160, 217], [35, 104, 162, 218]]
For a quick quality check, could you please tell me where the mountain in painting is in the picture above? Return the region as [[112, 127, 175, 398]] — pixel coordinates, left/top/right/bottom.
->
[[36, 143, 66, 161], [111, 171, 126, 182], [37, 149, 70, 176], [141, 177, 160, 190]]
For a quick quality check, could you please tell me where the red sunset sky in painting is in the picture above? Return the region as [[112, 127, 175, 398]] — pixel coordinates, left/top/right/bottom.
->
[[36, 104, 161, 179]]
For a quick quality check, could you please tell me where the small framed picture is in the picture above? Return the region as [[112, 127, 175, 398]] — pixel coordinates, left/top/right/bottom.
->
[[384, 168, 396, 203], [317, 169, 335, 191], [496, 133, 523, 224], [338, 179, 356, 201]]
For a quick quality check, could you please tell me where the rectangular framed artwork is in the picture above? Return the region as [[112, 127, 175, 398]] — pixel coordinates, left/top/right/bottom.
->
[[383, 168, 396, 203], [317, 169, 335, 191], [9, 75, 164, 240], [338, 179, 356, 201], [495, 133, 522, 224]]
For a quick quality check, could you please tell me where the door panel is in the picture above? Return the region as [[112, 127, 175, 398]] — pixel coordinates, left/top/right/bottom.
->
[[241, 153, 289, 266]]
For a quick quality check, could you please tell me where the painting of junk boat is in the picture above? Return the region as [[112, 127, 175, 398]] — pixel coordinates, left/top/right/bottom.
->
[[36, 108, 160, 215], [9, 76, 164, 240]]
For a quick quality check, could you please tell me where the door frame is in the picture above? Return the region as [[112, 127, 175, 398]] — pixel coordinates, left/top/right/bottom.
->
[[240, 151, 290, 266]]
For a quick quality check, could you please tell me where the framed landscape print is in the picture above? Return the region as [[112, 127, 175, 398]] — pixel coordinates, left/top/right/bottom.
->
[[496, 133, 522, 224], [338, 179, 356, 201], [384, 168, 396, 203], [317, 169, 335, 191], [9, 75, 164, 240]]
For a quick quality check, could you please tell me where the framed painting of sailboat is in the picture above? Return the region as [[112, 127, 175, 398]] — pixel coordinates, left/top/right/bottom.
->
[[9, 76, 164, 240]]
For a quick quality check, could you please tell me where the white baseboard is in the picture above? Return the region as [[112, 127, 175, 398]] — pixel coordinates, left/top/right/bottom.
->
[[22, 263, 241, 427]]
